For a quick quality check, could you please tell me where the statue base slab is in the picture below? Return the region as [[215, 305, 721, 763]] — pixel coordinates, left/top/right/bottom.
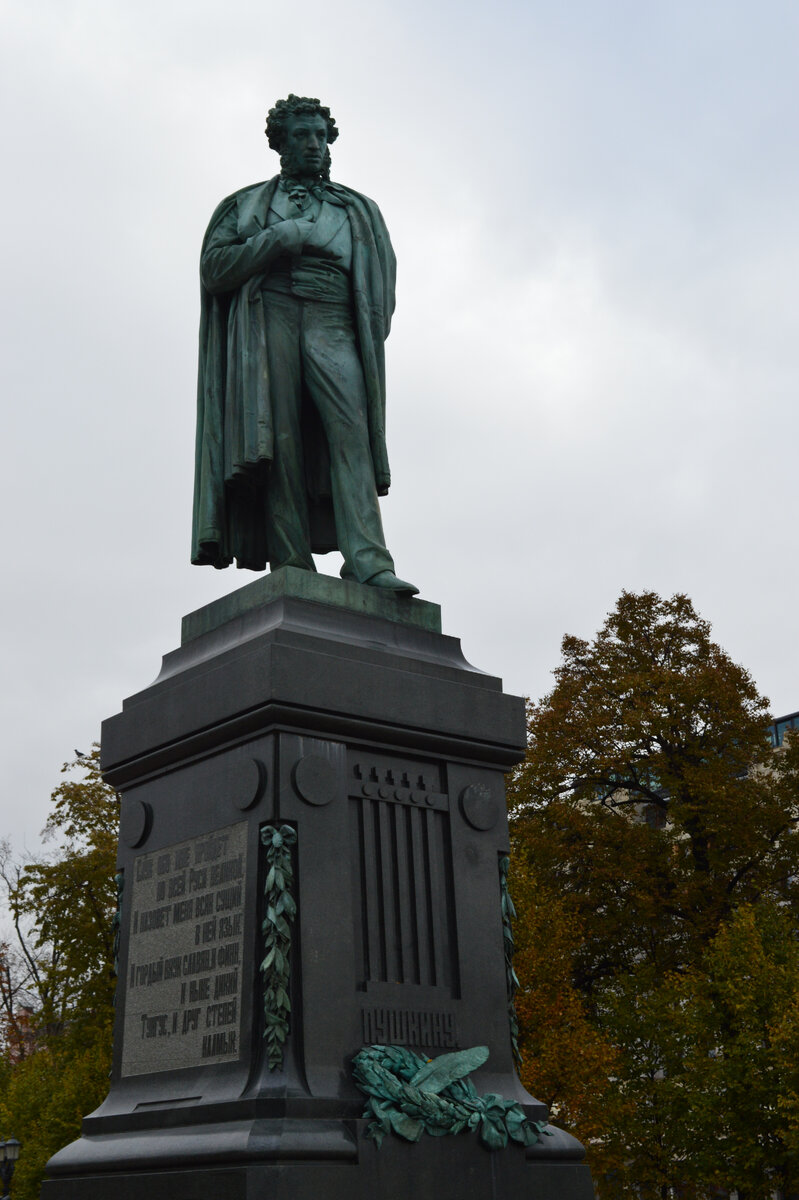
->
[[42, 569, 595, 1200]]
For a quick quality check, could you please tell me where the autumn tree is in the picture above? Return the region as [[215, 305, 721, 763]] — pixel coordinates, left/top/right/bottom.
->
[[510, 874, 630, 1181], [507, 591, 799, 1197], [0, 934, 39, 1063]]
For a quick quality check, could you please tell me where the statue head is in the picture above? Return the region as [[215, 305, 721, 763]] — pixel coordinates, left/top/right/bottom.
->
[[265, 94, 339, 181]]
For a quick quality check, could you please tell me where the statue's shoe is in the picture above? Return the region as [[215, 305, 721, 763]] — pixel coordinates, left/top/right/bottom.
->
[[365, 570, 419, 596]]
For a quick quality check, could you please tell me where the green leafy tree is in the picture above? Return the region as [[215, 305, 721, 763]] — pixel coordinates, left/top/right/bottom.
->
[[7, 747, 119, 1038], [671, 902, 799, 1195], [0, 1022, 112, 1200], [589, 902, 799, 1199], [0, 746, 119, 1200], [508, 592, 799, 1197]]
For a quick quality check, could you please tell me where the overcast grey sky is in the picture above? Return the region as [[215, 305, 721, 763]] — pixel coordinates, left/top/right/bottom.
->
[[2, 0, 797, 850]]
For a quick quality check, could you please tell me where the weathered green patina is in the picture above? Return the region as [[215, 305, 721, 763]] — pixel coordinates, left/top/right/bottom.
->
[[352, 1045, 548, 1150], [181, 565, 440, 645], [192, 95, 417, 596], [260, 824, 298, 1070]]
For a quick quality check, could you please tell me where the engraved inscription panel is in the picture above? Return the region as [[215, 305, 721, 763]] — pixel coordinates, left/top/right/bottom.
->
[[361, 1006, 459, 1049], [121, 821, 248, 1077]]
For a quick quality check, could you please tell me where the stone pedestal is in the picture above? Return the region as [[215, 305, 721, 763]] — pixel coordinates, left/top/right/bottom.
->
[[43, 569, 594, 1200]]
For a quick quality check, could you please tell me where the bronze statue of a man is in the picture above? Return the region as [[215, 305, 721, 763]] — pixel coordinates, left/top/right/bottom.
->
[[191, 94, 417, 595]]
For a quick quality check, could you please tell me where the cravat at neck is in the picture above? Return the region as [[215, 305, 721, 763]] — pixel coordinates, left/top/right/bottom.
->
[[279, 175, 326, 208]]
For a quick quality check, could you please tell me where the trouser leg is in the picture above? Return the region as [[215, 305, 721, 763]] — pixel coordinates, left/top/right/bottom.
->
[[300, 303, 395, 584], [262, 294, 316, 572]]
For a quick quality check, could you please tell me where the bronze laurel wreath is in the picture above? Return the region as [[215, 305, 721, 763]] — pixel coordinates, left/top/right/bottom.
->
[[260, 824, 298, 1070], [352, 1044, 547, 1150], [499, 854, 522, 1068]]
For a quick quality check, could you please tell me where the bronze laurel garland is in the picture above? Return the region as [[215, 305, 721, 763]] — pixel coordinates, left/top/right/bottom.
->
[[499, 855, 523, 1068], [352, 1045, 547, 1150], [260, 824, 298, 1070]]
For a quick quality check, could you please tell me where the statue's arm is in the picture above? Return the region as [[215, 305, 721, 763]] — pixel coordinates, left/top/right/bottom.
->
[[201, 204, 309, 295]]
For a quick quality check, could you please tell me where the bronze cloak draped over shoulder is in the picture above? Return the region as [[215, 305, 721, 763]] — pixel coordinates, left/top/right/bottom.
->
[[191, 176, 397, 571]]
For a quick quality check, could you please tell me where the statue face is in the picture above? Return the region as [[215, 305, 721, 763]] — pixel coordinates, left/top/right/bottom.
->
[[282, 113, 328, 177]]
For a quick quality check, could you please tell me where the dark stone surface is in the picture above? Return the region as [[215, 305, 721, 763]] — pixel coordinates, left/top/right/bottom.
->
[[42, 575, 595, 1200]]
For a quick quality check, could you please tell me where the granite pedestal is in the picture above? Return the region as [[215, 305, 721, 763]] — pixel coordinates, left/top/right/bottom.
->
[[43, 568, 594, 1200]]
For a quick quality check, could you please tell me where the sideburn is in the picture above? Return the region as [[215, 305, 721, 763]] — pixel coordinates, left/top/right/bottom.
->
[[278, 147, 332, 181]]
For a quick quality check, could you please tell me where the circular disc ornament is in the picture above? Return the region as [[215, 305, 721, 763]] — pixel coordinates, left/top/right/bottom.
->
[[120, 799, 152, 848], [231, 757, 268, 811], [459, 784, 499, 831], [293, 755, 337, 806]]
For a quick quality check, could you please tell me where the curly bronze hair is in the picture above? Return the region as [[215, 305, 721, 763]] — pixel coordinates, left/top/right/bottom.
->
[[265, 95, 339, 179]]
